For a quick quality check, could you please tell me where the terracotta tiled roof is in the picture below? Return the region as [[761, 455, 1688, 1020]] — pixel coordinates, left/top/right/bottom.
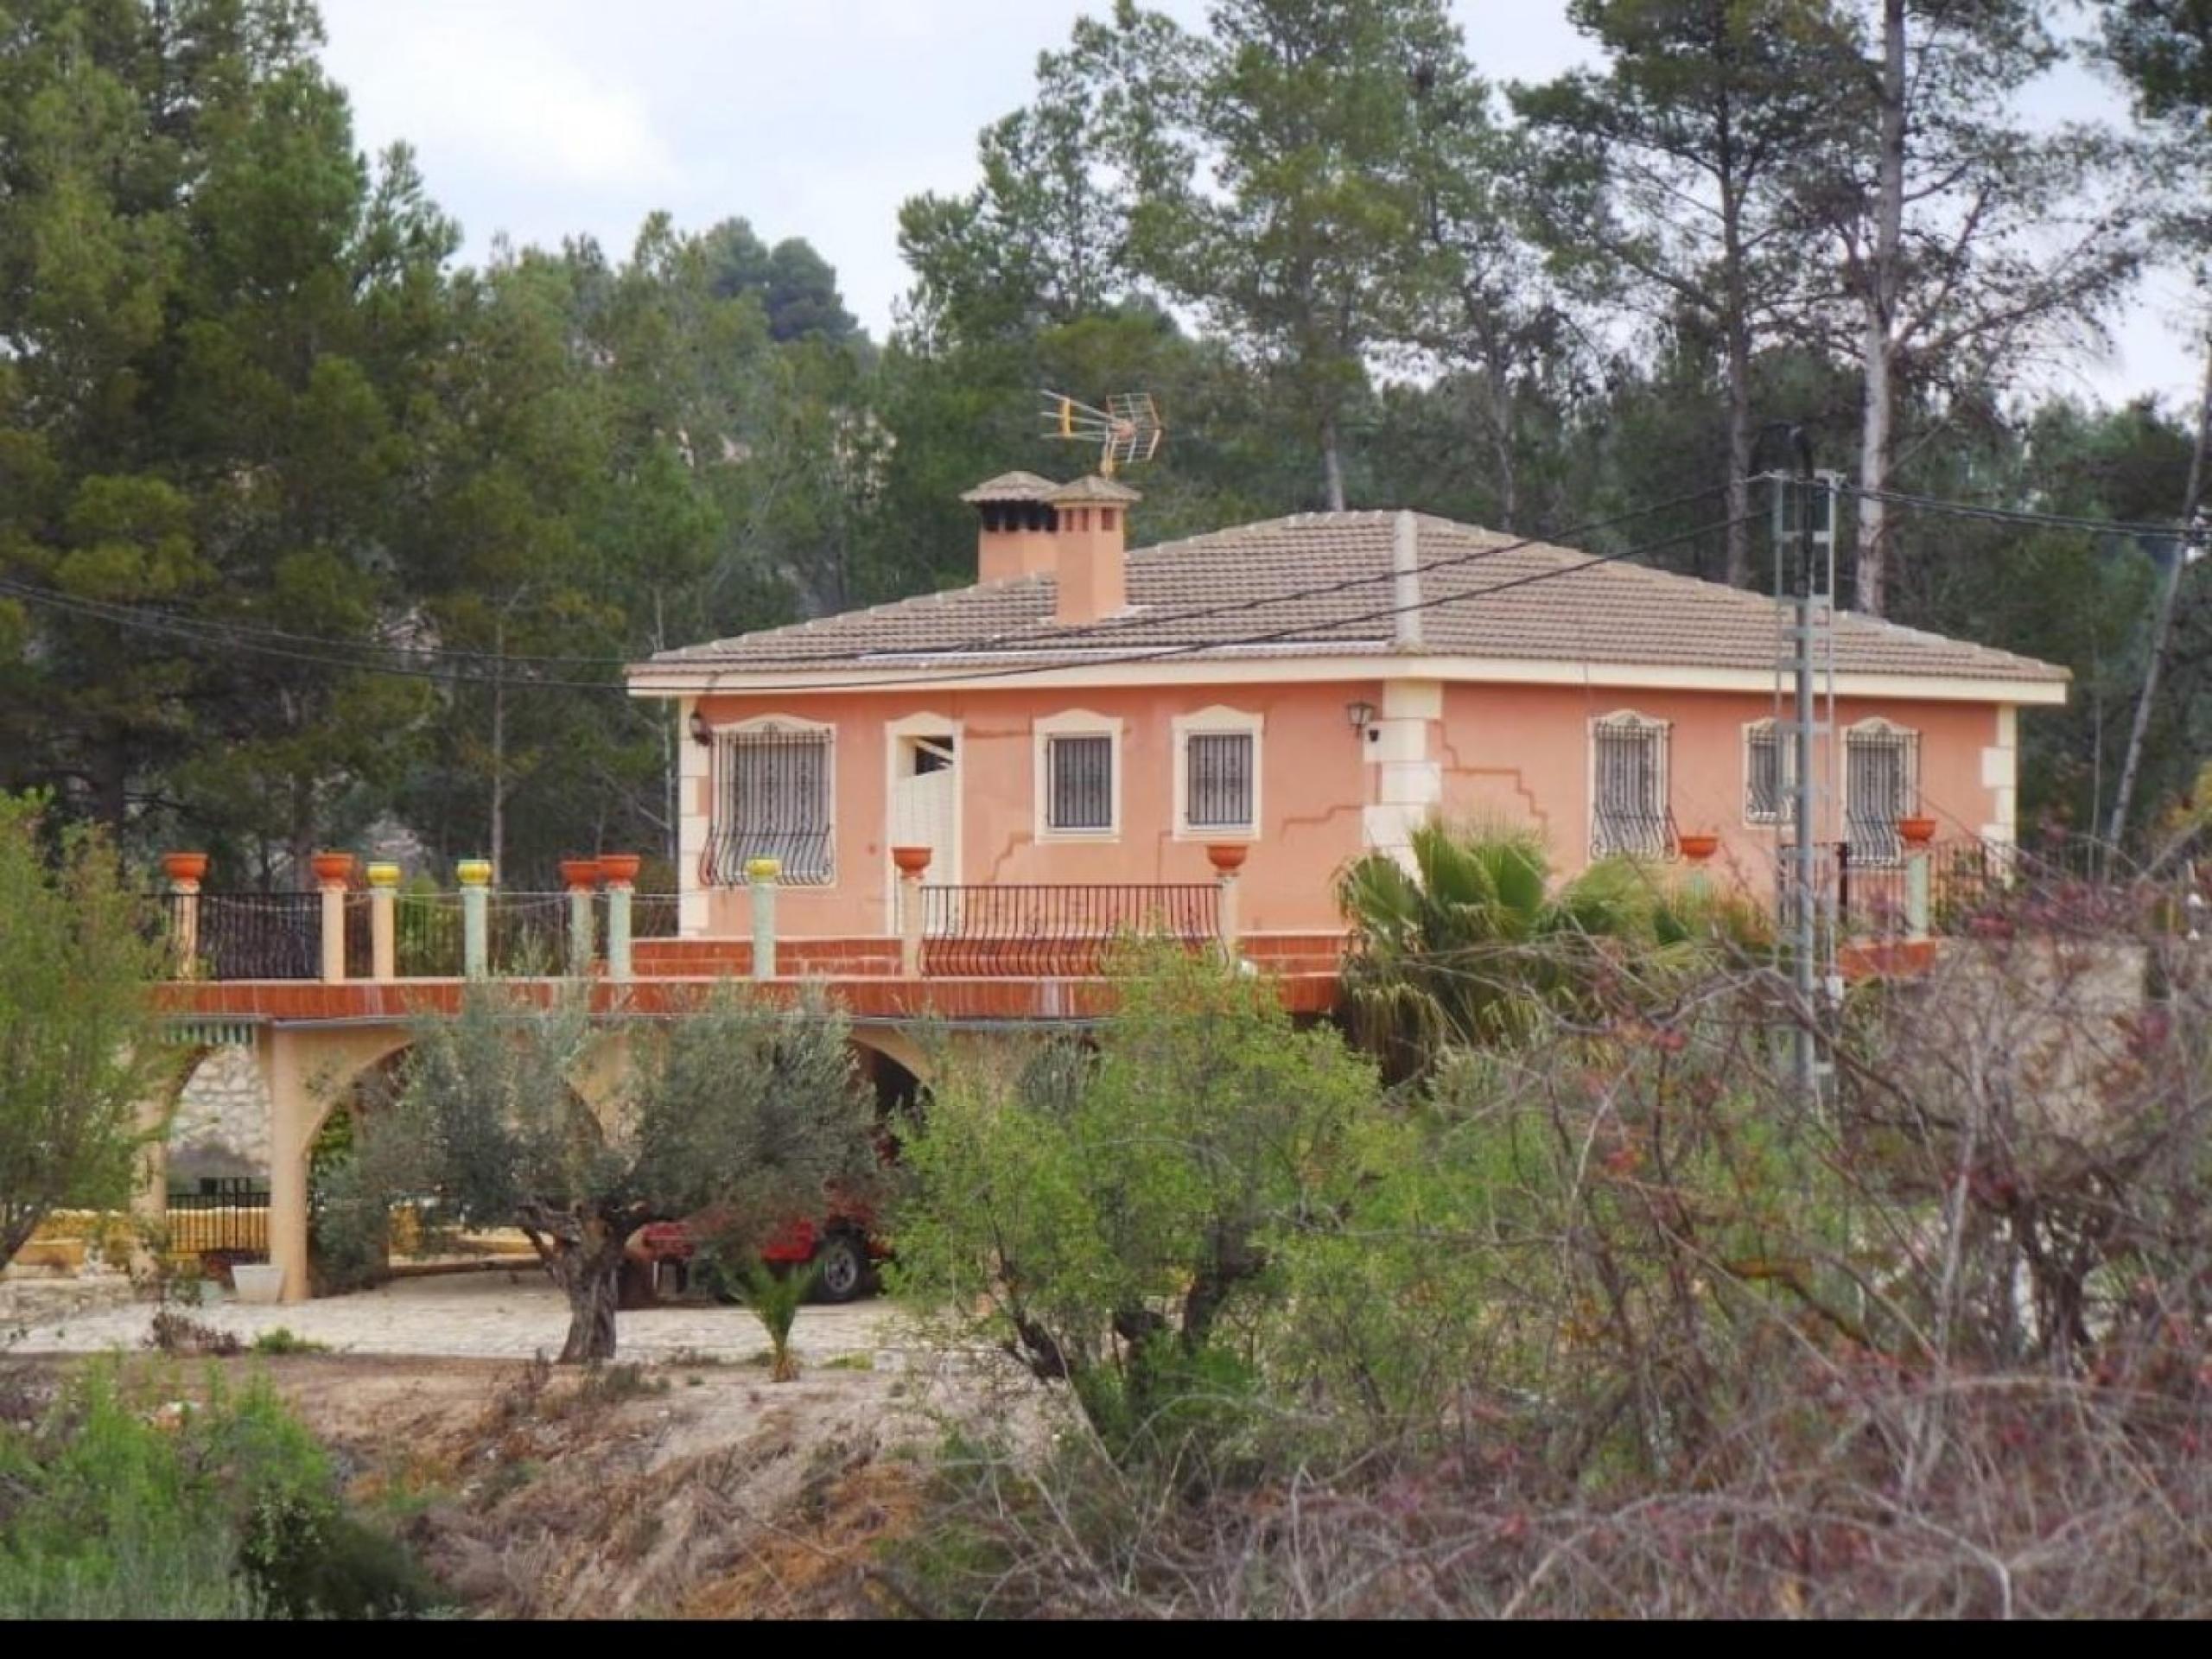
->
[[636, 511, 2069, 688]]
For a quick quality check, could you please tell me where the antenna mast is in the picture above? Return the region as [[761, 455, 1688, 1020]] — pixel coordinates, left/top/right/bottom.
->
[[1040, 391, 1166, 479]]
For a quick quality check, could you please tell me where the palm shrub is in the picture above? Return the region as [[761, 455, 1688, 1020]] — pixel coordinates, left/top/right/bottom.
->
[[740, 1258, 817, 1382], [1337, 822, 1746, 1076]]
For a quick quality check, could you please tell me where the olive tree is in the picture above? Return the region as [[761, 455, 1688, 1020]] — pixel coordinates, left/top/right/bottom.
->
[[0, 794, 170, 1268], [895, 944, 1385, 1454], [360, 980, 879, 1363]]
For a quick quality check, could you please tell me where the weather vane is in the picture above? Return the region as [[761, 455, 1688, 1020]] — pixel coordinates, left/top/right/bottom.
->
[[1040, 391, 1166, 480]]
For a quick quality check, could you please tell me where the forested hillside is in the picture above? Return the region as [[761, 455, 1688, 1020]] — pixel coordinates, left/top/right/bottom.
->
[[3, 0, 2206, 886]]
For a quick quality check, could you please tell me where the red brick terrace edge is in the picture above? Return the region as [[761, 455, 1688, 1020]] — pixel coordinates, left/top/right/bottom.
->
[[155, 972, 1345, 1024]]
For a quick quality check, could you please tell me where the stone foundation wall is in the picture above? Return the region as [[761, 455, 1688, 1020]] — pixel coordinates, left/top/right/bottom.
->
[[168, 1046, 271, 1180]]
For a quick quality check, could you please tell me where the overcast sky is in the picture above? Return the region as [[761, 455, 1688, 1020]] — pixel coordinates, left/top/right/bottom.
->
[[318, 0, 2201, 410]]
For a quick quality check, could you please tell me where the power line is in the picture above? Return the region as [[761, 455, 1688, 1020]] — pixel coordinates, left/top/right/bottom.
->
[[1837, 482, 2195, 542], [2, 508, 1759, 698], [0, 481, 1733, 677]]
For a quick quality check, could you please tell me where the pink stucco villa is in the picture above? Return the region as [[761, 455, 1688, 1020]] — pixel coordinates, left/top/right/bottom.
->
[[626, 474, 2068, 966]]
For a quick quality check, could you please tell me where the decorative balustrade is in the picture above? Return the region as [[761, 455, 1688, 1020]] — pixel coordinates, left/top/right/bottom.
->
[[918, 883, 1222, 977]]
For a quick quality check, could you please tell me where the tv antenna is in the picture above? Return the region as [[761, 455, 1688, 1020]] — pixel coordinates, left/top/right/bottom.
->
[[1040, 391, 1165, 479]]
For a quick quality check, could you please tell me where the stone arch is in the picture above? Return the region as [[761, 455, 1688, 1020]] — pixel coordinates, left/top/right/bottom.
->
[[849, 1023, 931, 1091]]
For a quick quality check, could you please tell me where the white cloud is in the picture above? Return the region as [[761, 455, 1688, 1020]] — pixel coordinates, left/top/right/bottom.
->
[[331, 8, 675, 194]]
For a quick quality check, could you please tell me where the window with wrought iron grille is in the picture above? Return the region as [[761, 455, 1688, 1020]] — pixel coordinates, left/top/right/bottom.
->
[[1745, 721, 1796, 825], [1591, 713, 1673, 859], [1845, 721, 1919, 868], [710, 727, 834, 886], [1183, 730, 1255, 833], [1046, 734, 1116, 834]]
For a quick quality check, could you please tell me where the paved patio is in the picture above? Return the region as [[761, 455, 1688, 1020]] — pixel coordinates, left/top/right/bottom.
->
[[3, 1268, 912, 1366]]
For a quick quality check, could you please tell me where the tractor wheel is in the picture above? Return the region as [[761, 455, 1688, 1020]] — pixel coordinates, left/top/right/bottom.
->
[[810, 1231, 870, 1304]]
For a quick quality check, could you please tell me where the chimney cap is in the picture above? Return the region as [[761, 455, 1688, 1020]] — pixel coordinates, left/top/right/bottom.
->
[[1046, 474, 1143, 506], [961, 470, 1062, 505]]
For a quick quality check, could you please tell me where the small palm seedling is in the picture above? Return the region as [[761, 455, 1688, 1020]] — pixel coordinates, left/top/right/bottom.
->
[[740, 1259, 817, 1382]]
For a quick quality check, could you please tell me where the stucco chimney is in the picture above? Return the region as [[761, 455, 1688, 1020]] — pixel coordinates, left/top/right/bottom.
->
[[1049, 475, 1141, 626], [1394, 510, 1423, 651], [962, 472, 1063, 584]]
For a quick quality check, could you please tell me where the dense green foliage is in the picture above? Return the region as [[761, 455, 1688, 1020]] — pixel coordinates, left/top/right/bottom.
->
[[0, 0, 2205, 877], [1338, 822, 1763, 1071], [0, 792, 168, 1266], [0, 1361, 440, 1618]]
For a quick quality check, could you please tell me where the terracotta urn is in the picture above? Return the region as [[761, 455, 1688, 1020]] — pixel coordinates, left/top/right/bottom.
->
[[599, 854, 642, 887], [891, 845, 934, 877], [1898, 815, 1939, 848], [1206, 842, 1250, 875], [1677, 833, 1720, 864], [161, 852, 209, 886], [560, 858, 603, 891], [309, 851, 355, 887]]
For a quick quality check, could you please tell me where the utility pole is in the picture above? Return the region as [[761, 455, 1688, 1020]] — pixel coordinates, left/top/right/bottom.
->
[[1787, 435, 1822, 1103], [2107, 340, 2212, 849]]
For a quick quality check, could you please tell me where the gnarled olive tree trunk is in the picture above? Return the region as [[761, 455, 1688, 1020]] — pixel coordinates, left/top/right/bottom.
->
[[519, 1199, 647, 1364]]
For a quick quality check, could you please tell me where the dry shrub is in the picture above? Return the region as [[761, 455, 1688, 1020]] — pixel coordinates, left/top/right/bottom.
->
[[888, 881, 2212, 1618]]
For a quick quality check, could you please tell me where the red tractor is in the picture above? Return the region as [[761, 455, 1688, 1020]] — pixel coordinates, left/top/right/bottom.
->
[[626, 1197, 888, 1306]]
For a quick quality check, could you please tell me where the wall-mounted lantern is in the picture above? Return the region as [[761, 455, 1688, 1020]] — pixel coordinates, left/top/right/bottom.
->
[[1345, 700, 1377, 740], [689, 709, 713, 747]]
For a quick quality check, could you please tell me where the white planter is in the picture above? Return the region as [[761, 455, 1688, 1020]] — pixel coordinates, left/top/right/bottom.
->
[[230, 1263, 285, 1305]]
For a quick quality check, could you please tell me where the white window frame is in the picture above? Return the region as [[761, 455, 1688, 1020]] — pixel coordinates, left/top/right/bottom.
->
[[1173, 705, 1264, 841], [1587, 709, 1674, 859], [710, 714, 836, 887], [1033, 709, 1122, 842], [1743, 718, 1798, 827]]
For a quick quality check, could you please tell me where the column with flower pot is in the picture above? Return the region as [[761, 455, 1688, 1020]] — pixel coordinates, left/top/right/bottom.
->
[[1900, 815, 1938, 940], [1679, 832, 1719, 902], [562, 859, 601, 977], [458, 860, 493, 978], [893, 846, 932, 977], [1207, 843, 1248, 967], [747, 857, 781, 981], [601, 855, 640, 982], [161, 852, 208, 978], [366, 863, 400, 981], [312, 853, 353, 985]]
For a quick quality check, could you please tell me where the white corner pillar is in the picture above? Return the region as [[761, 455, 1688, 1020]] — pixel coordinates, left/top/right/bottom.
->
[[1980, 705, 2019, 849], [678, 699, 713, 938], [1361, 679, 1444, 870]]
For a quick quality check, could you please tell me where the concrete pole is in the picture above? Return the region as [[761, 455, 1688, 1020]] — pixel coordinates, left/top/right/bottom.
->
[[747, 857, 780, 981], [562, 859, 601, 977], [602, 855, 638, 983], [1207, 844, 1249, 967], [1905, 849, 1932, 942], [366, 863, 399, 981], [162, 854, 207, 980], [893, 846, 932, 978], [458, 859, 493, 979], [265, 1029, 312, 1306], [314, 853, 353, 986]]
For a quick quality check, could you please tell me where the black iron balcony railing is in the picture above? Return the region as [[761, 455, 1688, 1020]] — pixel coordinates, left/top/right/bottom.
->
[[149, 891, 322, 981], [920, 883, 1221, 976]]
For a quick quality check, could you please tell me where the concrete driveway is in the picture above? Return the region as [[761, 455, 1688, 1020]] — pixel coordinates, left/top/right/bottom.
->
[[3, 1268, 912, 1366]]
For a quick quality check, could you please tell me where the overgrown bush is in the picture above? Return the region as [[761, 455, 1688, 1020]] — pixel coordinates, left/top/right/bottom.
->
[[886, 889, 2212, 1618], [0, 1361, 442, 1618]]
